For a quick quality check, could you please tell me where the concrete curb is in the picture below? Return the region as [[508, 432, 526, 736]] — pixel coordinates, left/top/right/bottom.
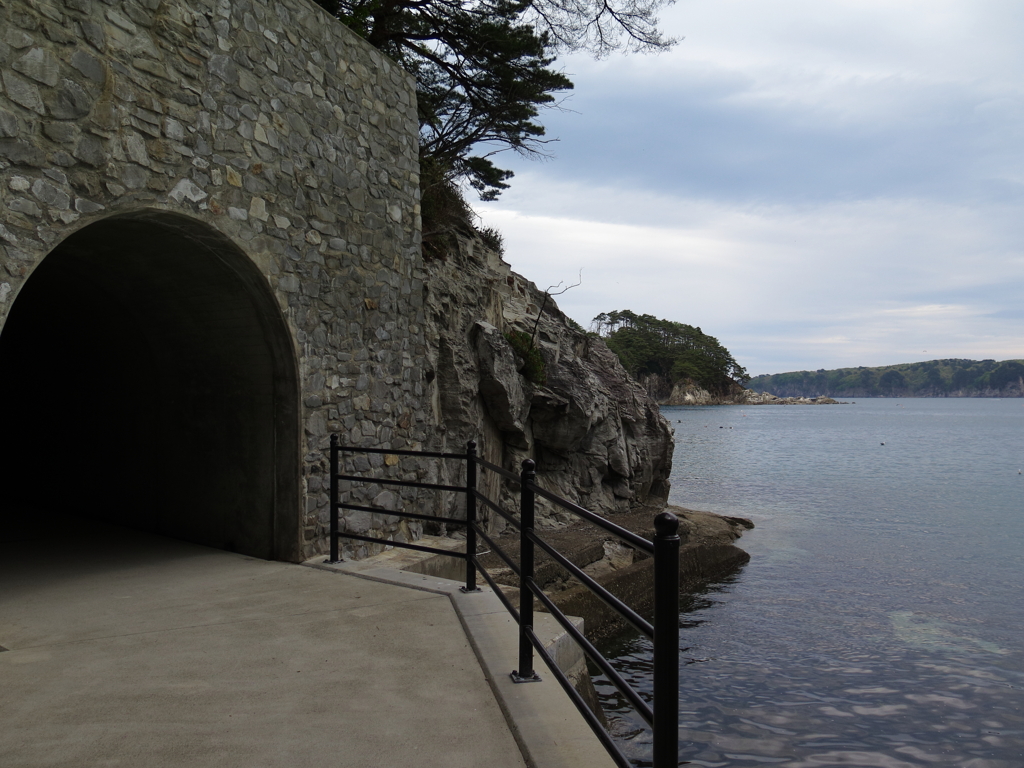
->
[[306, 559, 617, 768]]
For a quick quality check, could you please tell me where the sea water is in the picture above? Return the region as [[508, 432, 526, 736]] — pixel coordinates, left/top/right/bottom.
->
[[594, 398, 1024, 767]]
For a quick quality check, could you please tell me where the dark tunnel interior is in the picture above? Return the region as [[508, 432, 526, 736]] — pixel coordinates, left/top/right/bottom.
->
[[0, 212, 299, 559]]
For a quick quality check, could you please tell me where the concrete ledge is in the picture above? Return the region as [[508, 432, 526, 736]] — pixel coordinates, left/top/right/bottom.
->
[[307, 558, 616, 768]]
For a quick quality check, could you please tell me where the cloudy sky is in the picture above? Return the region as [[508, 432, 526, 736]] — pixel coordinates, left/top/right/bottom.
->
[[476, 0, 1024, 376]]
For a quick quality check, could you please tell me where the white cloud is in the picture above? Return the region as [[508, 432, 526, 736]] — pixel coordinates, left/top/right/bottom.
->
[[504, 0, 1024, 205], [480, 178, 1024, 372], [879, 305, 974, 318], [469, 0, 1024, 374]]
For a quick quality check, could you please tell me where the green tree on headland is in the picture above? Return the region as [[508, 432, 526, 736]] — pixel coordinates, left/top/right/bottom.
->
[[878, 369, 906, 396], [593, 310, 749, 395]]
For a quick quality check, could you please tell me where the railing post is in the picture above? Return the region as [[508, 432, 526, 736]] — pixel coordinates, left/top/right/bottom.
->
[[653, 511, 680, 768], [461, 440, 481, 593], [511, 458, 541, 682], [326, 434, 341, 564]]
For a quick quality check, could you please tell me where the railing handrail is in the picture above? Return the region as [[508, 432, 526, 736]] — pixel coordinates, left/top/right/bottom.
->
[[334, 472, 466, 494], [334, 444, 467, 460], [326, 436, 680, 768], [525, 480, 655, 554], [526, 528, 655, 640], [473, 455, 522, 483]]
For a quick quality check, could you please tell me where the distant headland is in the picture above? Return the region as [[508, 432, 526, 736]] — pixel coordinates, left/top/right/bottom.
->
[[748, 359, 1024, 399]]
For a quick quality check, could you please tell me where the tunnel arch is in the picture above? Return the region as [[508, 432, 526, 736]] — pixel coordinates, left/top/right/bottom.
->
[[0, 210, 301, 560]]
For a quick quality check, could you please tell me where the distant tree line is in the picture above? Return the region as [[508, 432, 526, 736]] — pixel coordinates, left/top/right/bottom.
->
[[592, 310, 749, 396], [748, 359, 1024, 398]]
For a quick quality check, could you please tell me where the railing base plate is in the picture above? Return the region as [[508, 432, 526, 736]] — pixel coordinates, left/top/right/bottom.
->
[[322, 558, 344, 564], [510, 670, 542, 684], [459, 586, 482, 593]]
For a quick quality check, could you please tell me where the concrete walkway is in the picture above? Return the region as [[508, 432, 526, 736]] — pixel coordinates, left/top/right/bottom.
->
[[0, 519, 527, 768]]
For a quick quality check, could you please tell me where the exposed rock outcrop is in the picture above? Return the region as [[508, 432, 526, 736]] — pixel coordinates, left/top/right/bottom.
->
[[661, 379, 746, 405], [424, 236, 673, 529], [477, 505, 754, 641], [741, 392, 842, 405], [661, 380, 842, 406]]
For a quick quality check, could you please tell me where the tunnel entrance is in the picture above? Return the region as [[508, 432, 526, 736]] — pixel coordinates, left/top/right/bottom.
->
[[0, 211, 300, 560]]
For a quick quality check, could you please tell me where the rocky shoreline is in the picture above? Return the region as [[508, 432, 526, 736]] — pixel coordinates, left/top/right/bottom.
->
[[742, 393, 846, 405], [661, 383, 846, 406], [477, 505, 754, 641], [474, 505, 753, 718]]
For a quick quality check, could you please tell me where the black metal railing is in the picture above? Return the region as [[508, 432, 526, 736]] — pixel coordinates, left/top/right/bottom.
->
[[327, 435, 680, 768]]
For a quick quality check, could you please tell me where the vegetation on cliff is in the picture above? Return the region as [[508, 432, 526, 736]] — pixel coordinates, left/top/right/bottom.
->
[[749, 359, 1024, 398], [504, 329, 546, 384], [592, 310, 749, 397]]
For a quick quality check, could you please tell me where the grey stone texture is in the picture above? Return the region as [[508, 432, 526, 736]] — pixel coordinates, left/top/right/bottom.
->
[[0, 0, 427, 559], [424, 236, 673, 529]]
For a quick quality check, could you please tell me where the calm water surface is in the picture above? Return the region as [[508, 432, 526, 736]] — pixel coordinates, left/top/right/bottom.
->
[[594, 398, 1024, 767]]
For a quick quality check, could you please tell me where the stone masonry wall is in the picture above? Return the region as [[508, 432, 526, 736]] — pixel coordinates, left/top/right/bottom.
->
[[0, 0, 433, 558]]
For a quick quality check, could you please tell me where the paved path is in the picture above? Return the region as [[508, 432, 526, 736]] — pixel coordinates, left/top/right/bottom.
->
[[0, 519, 526, 768]]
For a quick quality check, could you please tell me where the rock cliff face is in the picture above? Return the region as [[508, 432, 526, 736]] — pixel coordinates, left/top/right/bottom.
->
[[423, 236, 673, 529]]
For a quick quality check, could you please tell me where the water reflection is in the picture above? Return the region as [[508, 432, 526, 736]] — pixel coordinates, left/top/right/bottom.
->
[[889, 612, 1009, 656], [592, 400, 1024, 767], [593, 614, 1024, 767]]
